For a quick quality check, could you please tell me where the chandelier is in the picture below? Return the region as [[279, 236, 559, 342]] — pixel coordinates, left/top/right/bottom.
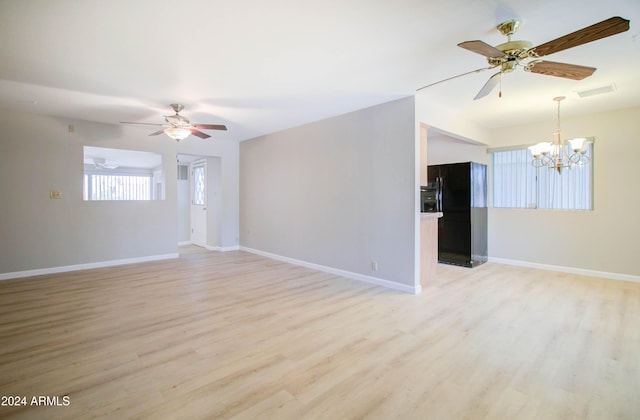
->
[[527, 96, 591, 173]]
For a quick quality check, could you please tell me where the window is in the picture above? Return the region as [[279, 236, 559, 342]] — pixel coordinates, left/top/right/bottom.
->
[[83, 146, 164, 201], [84, 173, 152, 200], [492, 142, 593, 210]]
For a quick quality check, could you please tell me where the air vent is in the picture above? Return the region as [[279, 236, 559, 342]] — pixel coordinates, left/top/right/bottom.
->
[[576, 83, 616, 98], [177, 164, 189, 180]]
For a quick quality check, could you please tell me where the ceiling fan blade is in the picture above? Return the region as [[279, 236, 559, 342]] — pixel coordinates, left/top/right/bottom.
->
[[416, 66, 495, 92], [526, 61, 596, 80], [165, 114, 189, 125], [474, 72, 501, 100], [458, 40, 505, 58], [122, 105, 226, 140], [532, 16, 630, 57], [120, 121, 164, 126], [190, 129, 211, 139], [192, 123, 228, 131]]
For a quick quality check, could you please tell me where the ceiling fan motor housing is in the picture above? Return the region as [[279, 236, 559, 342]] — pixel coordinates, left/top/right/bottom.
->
[[488, 39, 534, 67], [165, 114, 190, 126]]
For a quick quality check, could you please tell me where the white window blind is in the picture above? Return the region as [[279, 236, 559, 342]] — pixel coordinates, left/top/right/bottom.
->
[[492, 144, 593, 210], [493, 149, 538, 208], [84, 174, 152, 200]]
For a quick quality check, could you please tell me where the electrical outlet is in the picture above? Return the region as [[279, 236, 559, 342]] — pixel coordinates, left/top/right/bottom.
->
[[371, 261, 378, 271], [49, 190, 62, 199]]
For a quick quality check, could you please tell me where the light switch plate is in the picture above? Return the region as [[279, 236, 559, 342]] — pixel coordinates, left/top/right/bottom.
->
[[50, 190, 62, 199]]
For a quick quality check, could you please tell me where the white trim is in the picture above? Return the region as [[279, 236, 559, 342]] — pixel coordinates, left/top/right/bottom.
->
[[0, 253, 179, 281], [489, 257, 640, 283], [203, 245, 240, 252], [178, 241, 192, 246], [241, 246, 421, 294], [220, 245, 240, 252]]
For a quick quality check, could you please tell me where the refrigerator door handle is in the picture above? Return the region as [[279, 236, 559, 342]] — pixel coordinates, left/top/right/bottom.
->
[[437, 176, 443, 212]]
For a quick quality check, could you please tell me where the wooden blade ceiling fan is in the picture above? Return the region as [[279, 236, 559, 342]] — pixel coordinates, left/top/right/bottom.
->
[[121, 104, 227, 141], [417, 16, 630, 100]]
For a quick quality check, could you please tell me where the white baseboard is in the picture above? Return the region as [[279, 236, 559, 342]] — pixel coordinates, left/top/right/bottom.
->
[[0, 253, 179, 281], [240, 246, 421, 294], [178, 243, 238, 252], [220, 245, 240, 252], [488, 257, 640, 283], [205, 245, 240, 252]]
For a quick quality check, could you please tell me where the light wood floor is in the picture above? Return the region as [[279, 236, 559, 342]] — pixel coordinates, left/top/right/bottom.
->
[[1, 247, 639, 419]]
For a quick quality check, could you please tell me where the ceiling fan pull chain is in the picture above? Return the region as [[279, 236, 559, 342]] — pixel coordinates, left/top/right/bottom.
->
[[499, 72, 503, 98]]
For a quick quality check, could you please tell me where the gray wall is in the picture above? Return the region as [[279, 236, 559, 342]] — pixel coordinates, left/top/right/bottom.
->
[[240, 97, 417, 287], [0, 110, 177, 274], [487, 106, 640, 278], [0, 109, 240, 276], [6, 97, 633, 283], [207, 156, 222, 248], [177, 177, 190, 243]]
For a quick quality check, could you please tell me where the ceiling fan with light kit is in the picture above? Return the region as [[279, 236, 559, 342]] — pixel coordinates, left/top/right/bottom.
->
[[92, 157, 119, 170], [121, 104, 227, 142], [417, 16, 630, 99]]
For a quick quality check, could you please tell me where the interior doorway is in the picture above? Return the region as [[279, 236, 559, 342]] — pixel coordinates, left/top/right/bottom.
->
[[177, 154, 222, 251], [190, 159, 207, 247]]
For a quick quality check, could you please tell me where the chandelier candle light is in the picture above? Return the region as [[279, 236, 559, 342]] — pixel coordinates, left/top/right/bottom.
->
[[528, 96, 591, 174]]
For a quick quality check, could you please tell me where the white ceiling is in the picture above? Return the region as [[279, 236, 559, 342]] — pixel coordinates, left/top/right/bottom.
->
[[1, 0, 638, 142]]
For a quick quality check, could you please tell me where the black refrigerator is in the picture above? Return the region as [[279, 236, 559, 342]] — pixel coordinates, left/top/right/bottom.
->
[[427, 162, 487, 267]]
